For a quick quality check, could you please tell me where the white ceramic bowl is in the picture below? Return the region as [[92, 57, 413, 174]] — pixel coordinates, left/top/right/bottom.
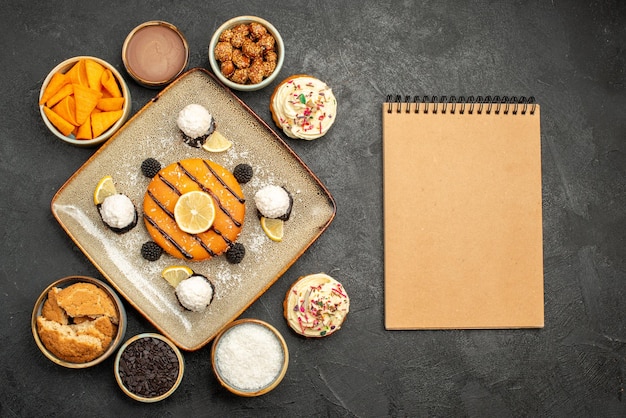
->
[[31, 276, 127, 369], [39, 56, 131, 147], [208, 16, 284, 91]]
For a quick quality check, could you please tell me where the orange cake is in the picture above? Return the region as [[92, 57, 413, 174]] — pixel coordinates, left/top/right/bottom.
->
[[143, 158, 246, 261]]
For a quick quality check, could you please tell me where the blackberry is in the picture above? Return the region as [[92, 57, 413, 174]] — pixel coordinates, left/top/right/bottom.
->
[[141, 241, 163, 261], [233, 163, 253, 184], [225, 242, 246, 264], [141, 158, 161, 178]]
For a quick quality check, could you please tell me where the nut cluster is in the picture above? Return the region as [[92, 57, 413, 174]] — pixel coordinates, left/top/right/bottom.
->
[[214, 22, 277, 85]]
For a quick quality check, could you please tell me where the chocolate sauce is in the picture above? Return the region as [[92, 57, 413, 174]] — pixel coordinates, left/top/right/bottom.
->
[[202, 160, 246, 204], [124, 24, 187, 84], [143, 215, 193, 259]]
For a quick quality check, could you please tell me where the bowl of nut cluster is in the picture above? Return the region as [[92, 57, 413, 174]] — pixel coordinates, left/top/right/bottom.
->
[[31, 276, 127, 368], [39, 56, 131, 147], [208, 16, 284, 91]]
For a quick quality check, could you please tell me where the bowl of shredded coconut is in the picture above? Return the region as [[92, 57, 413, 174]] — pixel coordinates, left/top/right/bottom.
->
[[211, 318, 288, 396]]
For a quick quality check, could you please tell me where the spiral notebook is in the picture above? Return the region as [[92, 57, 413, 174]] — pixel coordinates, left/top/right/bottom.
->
[[382, 96, 544, 329]]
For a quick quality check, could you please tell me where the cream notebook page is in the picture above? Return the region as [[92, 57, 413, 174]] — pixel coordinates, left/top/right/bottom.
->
[[382, 97, 544, 329]]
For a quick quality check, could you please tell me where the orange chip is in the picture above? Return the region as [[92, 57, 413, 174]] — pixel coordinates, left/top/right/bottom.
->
[[66, 59, 89, 87], [52, 95, 78, 126], [75, 117, 93, 140], [91, 110, 123, 137], [64, 61, 78, 82], [45, 83, 73, 108], [73, 83, 102, 125], [96, 97, 125, 111], [39, 72, 68, 105], [85, 59, 105, 91], [101, 69, 122, 98], [43, 106, 75, 136]]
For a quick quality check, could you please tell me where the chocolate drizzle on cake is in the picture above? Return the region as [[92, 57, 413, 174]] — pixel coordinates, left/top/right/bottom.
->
[[177, 161, 245, 227], [193, 235, 218, 258], [143, 215, 194, 259], [202, 160, 245, 204]]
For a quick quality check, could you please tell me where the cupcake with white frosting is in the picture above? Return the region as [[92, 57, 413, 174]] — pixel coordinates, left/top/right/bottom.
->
[[283, 273, 350, 337], [270, 75, 337, 140]]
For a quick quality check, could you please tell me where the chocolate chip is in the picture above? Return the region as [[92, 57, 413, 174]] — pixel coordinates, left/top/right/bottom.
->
[[117, 337, 180, 398]]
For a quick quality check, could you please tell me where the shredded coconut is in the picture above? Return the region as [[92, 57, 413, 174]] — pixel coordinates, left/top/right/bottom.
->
[[99, 194, 135, 228], [215, 322, 284, 391], [176, 104, 213, 138], [175, 275, 214, 312], [254, 185, 290, 218]]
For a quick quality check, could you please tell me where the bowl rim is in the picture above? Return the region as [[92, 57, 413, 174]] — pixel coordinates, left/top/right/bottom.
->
[[208, 15, 284, 92], [122, 20, 190, 88], [31, 275, 127, 369], [39, 55, 131, 147], [114, 333, 185, 402], [210, 318, 289, 396]]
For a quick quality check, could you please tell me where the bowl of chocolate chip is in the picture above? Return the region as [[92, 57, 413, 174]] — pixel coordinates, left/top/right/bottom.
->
[[208, 16, 284, 91], [114, 333, 184, 402]]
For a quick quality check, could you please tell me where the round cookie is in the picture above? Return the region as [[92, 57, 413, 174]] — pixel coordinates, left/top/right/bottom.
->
[[283, 273, 349, 337], [270, 75, 337, 140], [143, 158, 245, 261]]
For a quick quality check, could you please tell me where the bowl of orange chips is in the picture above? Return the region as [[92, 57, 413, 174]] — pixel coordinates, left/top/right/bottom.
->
[[39, 56, 131, 147]]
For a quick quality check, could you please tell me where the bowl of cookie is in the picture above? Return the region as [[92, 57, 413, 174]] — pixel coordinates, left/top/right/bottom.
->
[[31, 276, 127, 368], [208, 16, 284, 91], [39, 56, 131, 147]]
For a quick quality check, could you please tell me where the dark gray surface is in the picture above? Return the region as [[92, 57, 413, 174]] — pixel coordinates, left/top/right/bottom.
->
[[1, 0, 625, 416]]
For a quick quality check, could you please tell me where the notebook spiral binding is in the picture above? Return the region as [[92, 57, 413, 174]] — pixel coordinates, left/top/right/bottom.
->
[[386, 95, 536, 115]]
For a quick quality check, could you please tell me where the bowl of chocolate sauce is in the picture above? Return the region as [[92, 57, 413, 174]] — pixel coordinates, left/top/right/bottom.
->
[[122, 21, 189, 88]]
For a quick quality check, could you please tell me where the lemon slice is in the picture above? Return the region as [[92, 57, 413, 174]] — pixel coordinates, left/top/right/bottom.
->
[[161, 265, 194, 288], [93, 175, 117, 205], [202, 131, 232, 153], [260, 217, 284, 242], [174, 190, 216, 234]]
